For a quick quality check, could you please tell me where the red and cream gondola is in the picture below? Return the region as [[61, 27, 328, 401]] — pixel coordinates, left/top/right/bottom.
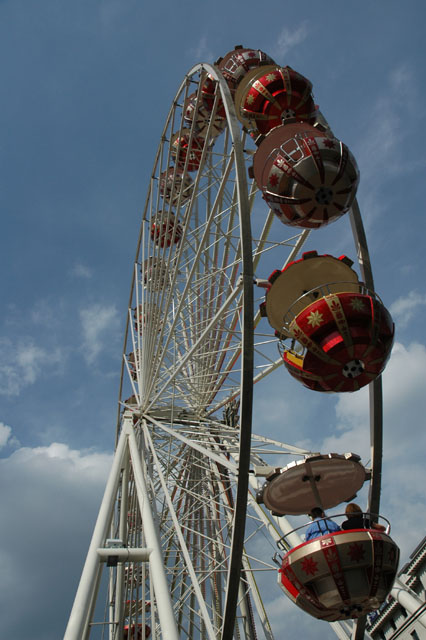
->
[[217, 45, 275, 99], [150, 211, 183, 248], [235, 65, 316, 136], [252, 122, 359, 229], [256, 451, 400, 621], [184, 92, 226, 139], [200, 45, 276, 123], [159, 167, 193, 206], [277, 527, 399, 621], [171, 130, 205, 173], [260, 251, 394, 392]]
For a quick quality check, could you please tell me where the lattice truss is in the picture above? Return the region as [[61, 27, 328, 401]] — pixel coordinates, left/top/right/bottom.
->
[[105, 414, 307, 640], [119, 66, 308, 420]]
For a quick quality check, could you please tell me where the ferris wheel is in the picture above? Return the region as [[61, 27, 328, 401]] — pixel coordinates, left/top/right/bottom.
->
[[65, 48, 399, 640]]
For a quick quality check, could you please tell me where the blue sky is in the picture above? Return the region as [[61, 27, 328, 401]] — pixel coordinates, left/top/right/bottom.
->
[[1, 1, 426, 639]]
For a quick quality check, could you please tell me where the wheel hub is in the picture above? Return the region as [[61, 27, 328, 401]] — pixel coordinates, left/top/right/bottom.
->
[[342, 359, 365, 379], [281, 108, 296, 121], [315, 186, 334, 205]]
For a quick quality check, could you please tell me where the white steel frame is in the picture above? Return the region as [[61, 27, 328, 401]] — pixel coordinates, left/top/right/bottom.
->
[[65, 63, 385, 640]]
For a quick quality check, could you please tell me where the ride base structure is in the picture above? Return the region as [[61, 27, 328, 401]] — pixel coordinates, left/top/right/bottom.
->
[[64, 46, 405, 640]]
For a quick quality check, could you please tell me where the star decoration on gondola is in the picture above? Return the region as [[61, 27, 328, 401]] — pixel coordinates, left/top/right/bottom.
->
[[347, 543, 366, 563], [307, 310, 324, 328], [322, 138, 336, 148], [350, 297, 366, 312], [266, 73, 277, 82], [246, 94, 255, 105], [269, 173, 279, 187], [301, 557, 318, 576]]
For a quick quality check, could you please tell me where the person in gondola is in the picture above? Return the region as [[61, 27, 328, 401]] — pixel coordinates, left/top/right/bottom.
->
[[305, 507, 340, 541], [341, 503, 385, 531]]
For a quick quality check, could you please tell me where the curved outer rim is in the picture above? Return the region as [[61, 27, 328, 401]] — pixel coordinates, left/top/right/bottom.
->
[[349, 200, 382, 518], [201, 63, 255, 640], [115, 62, 254, 640], [348, 200, 383, 640]]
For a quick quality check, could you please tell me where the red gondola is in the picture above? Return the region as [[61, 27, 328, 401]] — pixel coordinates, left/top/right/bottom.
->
[[235, 65, 316, 135], [150, 212, 183, 248], [200, 75, 226, 118], [217, 45, 275, 98], [278, 529, 399, 621], [184, 93, 226, 139], [260, 251, 394, 391], [258, 451, 400, 621], [252, 122, 359, 229], [282, 290, 394, 392], [159, 167, 193, 206], [171, 130, 205, 172]]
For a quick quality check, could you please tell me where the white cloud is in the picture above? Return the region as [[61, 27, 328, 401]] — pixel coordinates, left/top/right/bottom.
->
[[0, 423, 12, 448], [70, 262, 93, 279], [267, 592, 335, 639], [270, 23, 309, 61], [0, 338, 63, 396], [389, 291, 426, 328], [9, 441, 112, 481], [80, 304, 120, 364], [389, 64, 415, 115], [352, 62, 425, 232], [354, 63, 424, 189], [188, 36, 215, 63], [355, 99, 400, 183], [0, 422, 19, 449], [0, 440, 112, 640], [17, 341, 62, 383]]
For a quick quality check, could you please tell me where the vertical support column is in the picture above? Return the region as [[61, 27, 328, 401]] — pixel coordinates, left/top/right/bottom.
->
[[349, 200, 383, 519], [349, 200, 383, 640], [127, 423, 180, 640], [113, 457, 130, 639], [64, 427, 128, 640]]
